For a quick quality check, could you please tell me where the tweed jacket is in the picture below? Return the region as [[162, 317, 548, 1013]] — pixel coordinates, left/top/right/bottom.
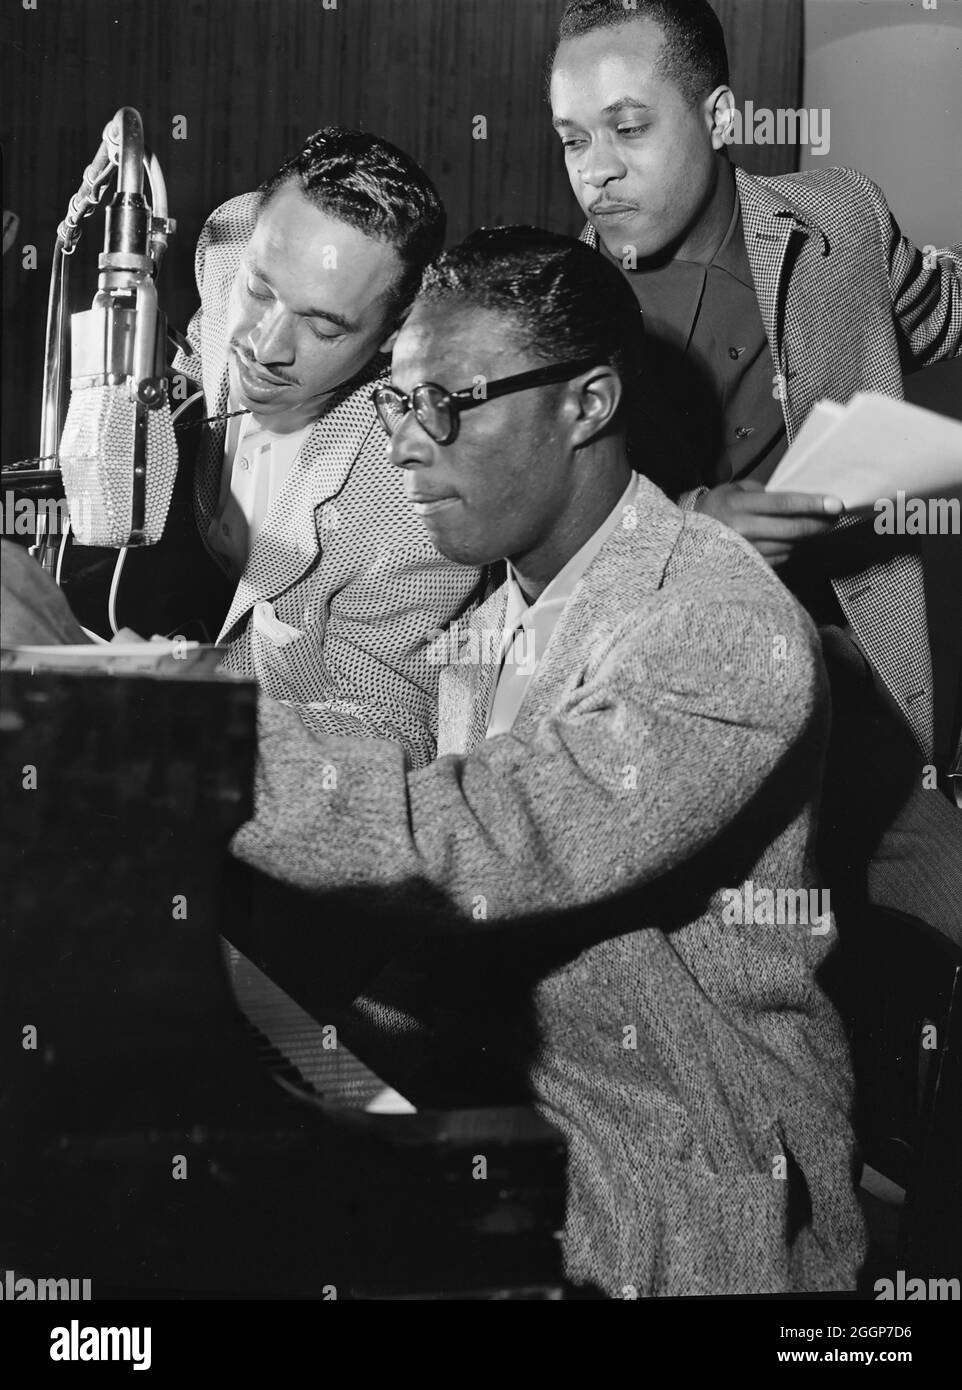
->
[[171, 193, 482, 767], [582, 166, 962, 760], [232, 474, 867, 1297]]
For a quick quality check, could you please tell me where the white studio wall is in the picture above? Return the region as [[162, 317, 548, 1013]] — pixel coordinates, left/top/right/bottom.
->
[[802, 0, 962, 249]]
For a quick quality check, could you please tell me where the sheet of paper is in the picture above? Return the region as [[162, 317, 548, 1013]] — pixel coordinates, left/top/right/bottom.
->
[[767, 392, 962, 510], [0, 640, 228, 676], [766, 400, 845, 491]]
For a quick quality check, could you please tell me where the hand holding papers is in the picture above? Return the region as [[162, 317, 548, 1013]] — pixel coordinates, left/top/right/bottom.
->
[[767, 393, 962, 529], [696, 477, 844, 568]]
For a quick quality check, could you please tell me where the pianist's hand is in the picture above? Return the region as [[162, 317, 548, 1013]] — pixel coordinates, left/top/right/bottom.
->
[[0, 540, 91, 646], [695, 480, 845, 568]]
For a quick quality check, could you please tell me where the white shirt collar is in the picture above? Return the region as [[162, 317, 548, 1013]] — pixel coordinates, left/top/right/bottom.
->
[[484, 471, 639, 740], [500, 470, 639, 654]]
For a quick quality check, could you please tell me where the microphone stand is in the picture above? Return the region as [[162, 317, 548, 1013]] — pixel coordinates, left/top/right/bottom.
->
[[31, 107, 174, 575]]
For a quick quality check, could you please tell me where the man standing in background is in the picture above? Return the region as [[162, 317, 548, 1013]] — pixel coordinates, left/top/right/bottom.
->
[[548, 0, 962, 939]]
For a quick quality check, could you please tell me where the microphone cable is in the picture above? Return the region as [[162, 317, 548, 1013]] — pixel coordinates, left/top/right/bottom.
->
[[54, 517, 108, 642], [107, 542, 127, 637], [104, 388, 204, 635], [54, 516, 70, 588]]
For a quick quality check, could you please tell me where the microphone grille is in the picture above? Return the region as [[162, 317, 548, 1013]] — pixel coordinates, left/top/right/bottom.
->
[[59, 385, 178, 547]]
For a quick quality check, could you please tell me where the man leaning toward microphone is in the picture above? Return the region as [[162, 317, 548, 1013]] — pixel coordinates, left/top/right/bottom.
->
[[3, 128, 484, 773]]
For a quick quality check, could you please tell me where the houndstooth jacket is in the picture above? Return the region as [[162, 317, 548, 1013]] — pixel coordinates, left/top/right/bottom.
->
[[171, 193, 482, 768], [581, 166, 962, 760], [232, 473, 867, 1297]]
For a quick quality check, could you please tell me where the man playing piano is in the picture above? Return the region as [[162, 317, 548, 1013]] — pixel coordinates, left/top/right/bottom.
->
[[232, 227, 867, 1297]]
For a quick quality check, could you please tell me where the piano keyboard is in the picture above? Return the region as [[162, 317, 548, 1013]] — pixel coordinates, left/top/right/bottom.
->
[[222, 940, 415, 1113]]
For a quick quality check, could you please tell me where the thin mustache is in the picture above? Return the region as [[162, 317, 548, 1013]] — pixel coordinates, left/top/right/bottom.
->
[[230, 342, 299, 387]]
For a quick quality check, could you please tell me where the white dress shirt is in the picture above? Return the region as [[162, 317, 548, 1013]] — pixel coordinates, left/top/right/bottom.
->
[[208, 408, 313, 579], [485, 471, 640, 738]]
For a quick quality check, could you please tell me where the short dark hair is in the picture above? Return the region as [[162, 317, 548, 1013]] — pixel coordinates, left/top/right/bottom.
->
[[418, 226, 647, 435], [258, 127, 446, 322], [552, 0, 729, 106]]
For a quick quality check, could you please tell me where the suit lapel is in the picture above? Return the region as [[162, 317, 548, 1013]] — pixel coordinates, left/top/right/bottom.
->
[[511, 478, 683, 738], [736, 168, 841, 445], [735, 168, 806, 441], [193, 369, 233, 566], [218, 364, 387, 639]]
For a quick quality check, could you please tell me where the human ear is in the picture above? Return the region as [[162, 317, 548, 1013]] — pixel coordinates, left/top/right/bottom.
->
[[566, 366, 622, 449], [705, 86, 736, 151]]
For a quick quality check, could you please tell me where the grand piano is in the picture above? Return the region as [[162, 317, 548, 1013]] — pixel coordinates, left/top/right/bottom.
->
[[0, 663, 568, 1299]]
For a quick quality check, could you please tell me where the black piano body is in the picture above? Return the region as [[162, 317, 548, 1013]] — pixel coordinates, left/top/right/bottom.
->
[[0, 666, 567, 1299]]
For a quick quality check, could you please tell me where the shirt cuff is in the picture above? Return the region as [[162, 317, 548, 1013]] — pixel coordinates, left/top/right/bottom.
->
[[677, 486, 710, 512]]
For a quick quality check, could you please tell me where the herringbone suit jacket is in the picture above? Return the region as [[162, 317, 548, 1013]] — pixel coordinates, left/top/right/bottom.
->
[[581, 166, 962, 760]]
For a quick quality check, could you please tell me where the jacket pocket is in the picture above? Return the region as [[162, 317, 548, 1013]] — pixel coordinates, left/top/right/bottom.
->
[[248, 602, 327, 703]]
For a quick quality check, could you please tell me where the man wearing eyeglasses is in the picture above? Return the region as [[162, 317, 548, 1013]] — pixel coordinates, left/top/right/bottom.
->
[[233, 227, 866, 1298]]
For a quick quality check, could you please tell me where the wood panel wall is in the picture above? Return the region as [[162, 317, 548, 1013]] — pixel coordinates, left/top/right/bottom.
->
[[2, 0, 803, 464]]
